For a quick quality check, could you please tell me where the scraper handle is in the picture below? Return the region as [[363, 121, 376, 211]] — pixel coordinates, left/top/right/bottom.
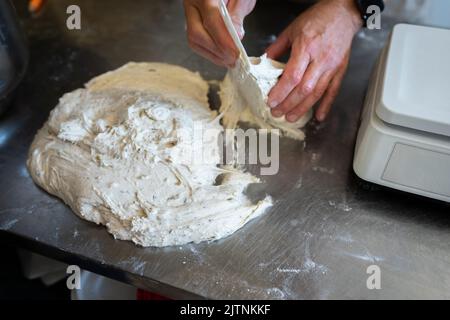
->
[[218, 0, 251, 70]]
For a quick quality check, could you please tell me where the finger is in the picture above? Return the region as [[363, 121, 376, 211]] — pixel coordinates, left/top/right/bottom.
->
[[265, 28, 290, 60], [268, 41, 310, 108], [185, 4, 227, 63], [227, 0, 256, 39], [190, 42, 229, 67], [285, 70, 334, 123], [316, 66, 346, 121], [270, 59, 322, 117], [201, 1, 239, 65]]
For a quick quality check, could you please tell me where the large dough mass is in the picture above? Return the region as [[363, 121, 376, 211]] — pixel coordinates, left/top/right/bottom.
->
[[27, 62, 272, 247]]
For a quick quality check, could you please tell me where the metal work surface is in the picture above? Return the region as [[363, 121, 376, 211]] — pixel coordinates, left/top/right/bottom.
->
[[1, 0, 450, 299]]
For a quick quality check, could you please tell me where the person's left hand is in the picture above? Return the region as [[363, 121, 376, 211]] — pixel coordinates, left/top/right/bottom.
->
[[266, 0, 362, 122]]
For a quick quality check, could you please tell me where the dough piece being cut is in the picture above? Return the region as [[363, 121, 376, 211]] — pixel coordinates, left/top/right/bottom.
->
[[220, 54, 312, 140], [27, 62, 272, 247]]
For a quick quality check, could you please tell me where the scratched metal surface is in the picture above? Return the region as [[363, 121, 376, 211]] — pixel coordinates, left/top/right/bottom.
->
[[1, 0, 450, 299]]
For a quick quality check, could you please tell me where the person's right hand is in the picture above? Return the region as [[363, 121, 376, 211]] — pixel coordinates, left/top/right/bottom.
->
[[183, 0, 256, 67]]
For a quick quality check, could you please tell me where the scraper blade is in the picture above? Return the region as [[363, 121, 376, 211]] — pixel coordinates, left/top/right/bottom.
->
[[218, 0, 251, 71]]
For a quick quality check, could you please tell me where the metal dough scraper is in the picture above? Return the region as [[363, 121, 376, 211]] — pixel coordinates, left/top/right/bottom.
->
[[218, 1, 311, 136], [218, 0, 272, 123], [218, 0, 251, 71]]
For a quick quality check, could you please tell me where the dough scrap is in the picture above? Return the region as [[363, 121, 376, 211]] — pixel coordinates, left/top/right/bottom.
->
[[220, 54, 312, 140]]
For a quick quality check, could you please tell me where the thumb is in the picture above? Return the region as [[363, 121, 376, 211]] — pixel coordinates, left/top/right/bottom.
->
[[230, 16, 245, 39], [227, 0, 256, 39]]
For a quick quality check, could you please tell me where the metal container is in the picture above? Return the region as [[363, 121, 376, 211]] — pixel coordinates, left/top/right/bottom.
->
[[0, 0, 29, 115]]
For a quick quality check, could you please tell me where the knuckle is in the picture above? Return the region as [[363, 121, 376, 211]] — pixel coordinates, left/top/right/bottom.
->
[[187, 30, 202, 46], [203, 0, 219, 16], [300, 30, 315, 44], [328, 89, 339, 101], [313, 87, 325, 99], [187, 32, 197, 44], [203, 0, 217, 8], [303, 34, 313, 45], [287, 70, 303, 85], [301, 84, 314, 96], [207, 0, 219, 6], [304, 36, 320, 54]]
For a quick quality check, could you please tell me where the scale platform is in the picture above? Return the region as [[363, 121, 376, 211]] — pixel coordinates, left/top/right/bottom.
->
[[354, 24, 450, 203]]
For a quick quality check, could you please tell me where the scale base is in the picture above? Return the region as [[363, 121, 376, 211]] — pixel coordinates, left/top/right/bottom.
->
[[354, 46, 450, 203]]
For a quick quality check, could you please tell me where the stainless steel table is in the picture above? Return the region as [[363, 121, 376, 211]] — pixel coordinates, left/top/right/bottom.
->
[[1, 0, 450, 299]]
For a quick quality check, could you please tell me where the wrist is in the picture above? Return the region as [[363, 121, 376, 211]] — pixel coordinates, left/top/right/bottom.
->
[[335, 0, 364, 31]]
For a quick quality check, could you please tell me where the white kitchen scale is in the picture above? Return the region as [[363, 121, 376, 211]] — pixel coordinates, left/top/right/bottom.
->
[[354, 24, 450, 203]]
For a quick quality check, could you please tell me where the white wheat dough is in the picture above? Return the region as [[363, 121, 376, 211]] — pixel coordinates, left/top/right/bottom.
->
[[220, 54, 312, 140], [27, 62, 272, 247]]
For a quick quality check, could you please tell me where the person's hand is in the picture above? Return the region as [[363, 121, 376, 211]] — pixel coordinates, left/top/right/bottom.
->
[[266, 0, 362, 122], [183, 0, 256, 67]]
